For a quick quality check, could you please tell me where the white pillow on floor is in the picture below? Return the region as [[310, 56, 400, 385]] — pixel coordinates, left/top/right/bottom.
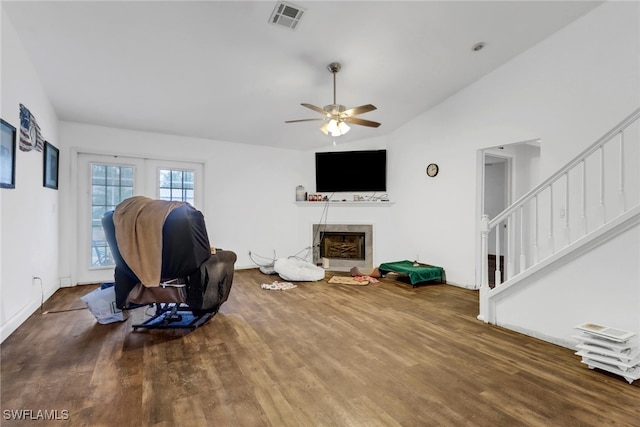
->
[[274, 258, 325, 282]]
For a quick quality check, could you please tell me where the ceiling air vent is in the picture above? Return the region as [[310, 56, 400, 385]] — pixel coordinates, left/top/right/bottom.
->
[[269, 1, 304, 30]]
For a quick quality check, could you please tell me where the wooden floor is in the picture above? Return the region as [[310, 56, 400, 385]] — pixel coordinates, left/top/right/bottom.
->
[[2, 269, 638, 426]]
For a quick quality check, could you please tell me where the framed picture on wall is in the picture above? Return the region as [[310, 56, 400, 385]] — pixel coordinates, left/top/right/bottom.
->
[[1, 119, 17, 189], [43, 141, 59, 189]]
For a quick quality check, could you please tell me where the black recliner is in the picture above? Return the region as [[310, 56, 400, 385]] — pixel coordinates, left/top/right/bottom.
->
[[102, 201, 236, 330]]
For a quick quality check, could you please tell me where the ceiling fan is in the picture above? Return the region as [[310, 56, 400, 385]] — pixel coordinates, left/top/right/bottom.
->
[[285, 62, 381, 137]]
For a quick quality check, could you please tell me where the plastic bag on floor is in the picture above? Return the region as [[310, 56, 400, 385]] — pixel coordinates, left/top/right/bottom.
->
[[81, 284, 128, 324]]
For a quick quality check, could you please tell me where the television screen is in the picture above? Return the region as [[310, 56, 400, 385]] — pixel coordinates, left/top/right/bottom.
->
[[315, 149, 386, 192]]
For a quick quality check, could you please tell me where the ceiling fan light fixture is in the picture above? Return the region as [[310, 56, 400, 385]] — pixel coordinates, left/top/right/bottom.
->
[[326, 119, 350, 137], [327, 119, 339, 134], [286, 61, 380, 137], [337, 120, 350, 135]]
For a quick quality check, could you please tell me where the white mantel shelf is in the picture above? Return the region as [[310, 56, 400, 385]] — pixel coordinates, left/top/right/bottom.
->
[[295, 201, 394, 207]]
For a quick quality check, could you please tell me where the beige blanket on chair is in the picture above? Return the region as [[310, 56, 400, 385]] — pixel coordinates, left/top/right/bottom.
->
[[113, 196, 185, 287]]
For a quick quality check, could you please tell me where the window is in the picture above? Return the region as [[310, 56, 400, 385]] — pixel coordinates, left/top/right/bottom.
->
[[77, 154, 202, 284], [90, 164, 134, 267], [158, 169, 194, 204]]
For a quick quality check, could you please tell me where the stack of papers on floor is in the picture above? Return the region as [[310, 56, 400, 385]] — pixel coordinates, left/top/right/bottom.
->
[[574, 323, 639, 384]]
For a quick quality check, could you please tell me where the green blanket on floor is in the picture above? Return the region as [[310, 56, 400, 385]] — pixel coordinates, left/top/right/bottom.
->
[[379, 260, 445, 285]]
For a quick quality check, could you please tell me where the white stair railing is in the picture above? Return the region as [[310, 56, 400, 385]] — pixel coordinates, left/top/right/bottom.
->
[[479, 108, 640, 321]]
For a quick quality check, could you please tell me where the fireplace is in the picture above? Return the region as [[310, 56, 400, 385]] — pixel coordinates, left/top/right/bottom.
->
[[312, 224, 373, 271], [321, 232, 365, 260]]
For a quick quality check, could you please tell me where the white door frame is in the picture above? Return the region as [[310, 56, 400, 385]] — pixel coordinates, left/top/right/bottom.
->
[[474, 148, 514, 289], [474, 138, 542, 288], [76, 153, 146, 285]]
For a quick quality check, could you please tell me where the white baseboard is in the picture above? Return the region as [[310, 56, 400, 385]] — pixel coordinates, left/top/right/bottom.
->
[[0, 300, 42, 343], [235, 264, 262, 270], [497, 322, 575, 350], [446, 281, 477, 290]]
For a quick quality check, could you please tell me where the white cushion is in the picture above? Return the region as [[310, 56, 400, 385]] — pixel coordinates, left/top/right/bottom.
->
[[274, 258, 325, 282], [259, 265, 276, 275]]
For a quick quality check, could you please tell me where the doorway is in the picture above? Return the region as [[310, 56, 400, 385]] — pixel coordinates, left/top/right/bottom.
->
[[474, 140, 541, 288], [484, 154, 510, 286]]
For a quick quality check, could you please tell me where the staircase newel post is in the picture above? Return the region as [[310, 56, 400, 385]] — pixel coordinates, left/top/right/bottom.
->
[[478, 214, 490, 323]]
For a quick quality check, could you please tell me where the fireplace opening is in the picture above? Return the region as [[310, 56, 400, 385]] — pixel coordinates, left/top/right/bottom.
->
[[312, 224, 373, 271], [320, 232, 365, 260]]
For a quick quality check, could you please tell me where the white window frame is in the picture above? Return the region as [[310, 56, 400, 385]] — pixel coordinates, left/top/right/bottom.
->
[[74, 153, 204, 285]]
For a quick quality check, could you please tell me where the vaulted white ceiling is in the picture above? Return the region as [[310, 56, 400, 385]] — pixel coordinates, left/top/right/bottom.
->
[[2, 1, 602, 150]]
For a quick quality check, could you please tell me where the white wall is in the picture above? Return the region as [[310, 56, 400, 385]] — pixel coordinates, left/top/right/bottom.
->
[[59, 122, 309, 285], [340, 1, 639, 288], [494, 222, 640, 348], [298, 135, 397, 267], [333, 1, 639, 345], [60, 124, 397, 284], [1, 11, 60, 341]]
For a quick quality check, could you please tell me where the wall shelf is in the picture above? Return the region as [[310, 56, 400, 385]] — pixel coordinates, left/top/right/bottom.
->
[[295, 201, 394, 207]]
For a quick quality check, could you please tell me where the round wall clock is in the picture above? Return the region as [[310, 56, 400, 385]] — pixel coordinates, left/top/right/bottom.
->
[[426, 163, 439, 177]]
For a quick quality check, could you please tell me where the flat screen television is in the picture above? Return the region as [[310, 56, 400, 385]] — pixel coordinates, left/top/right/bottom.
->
[[315, 149, 386, 192]]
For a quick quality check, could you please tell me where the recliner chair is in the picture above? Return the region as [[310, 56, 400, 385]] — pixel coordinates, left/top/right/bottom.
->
[[101, 198, 236, 330]]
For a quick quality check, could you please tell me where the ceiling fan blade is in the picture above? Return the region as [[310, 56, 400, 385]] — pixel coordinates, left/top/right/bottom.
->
[[285, 118, 325, 123], [342, 104, 377, 117], [343, 117, 381, 128], [301, 103, 329, 116]]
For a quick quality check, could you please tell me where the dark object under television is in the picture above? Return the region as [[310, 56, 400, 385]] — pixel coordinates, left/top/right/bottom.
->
[[1, 119, 17, 189], [315, 149, 386, 192]]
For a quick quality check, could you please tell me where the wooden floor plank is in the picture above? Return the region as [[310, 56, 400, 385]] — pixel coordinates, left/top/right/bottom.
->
[[1, 269, 639, 426]]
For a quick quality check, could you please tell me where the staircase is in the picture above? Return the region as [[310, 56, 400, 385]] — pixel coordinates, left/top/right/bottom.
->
[[478, 108, 640, 345]]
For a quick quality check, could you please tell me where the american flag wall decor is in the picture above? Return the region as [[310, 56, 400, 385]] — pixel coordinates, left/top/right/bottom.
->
[[19, 103, 44, 152]]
